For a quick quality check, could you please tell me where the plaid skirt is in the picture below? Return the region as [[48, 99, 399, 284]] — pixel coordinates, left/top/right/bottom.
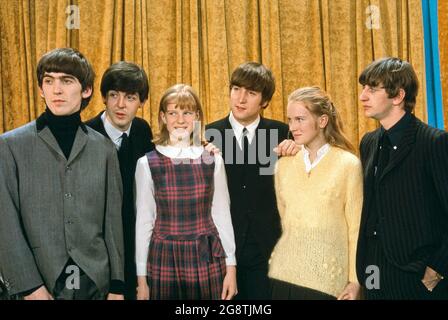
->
[[147, 233, 227, 300]]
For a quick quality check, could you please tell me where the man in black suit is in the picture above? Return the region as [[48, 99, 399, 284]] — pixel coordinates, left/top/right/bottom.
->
[[206, 62, 290, 299], [85, 62, 154, 299], [356, 57, 448, 299]]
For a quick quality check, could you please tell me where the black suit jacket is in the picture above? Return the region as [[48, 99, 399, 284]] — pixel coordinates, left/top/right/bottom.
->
[[85, 112, 154, 169], [206, 116, 289, 262], [85, 112, 154, 292], [356, 114, 448, 282]]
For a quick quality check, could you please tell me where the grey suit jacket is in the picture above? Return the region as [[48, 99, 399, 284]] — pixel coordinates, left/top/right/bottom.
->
[[0, 118, 124, 296]]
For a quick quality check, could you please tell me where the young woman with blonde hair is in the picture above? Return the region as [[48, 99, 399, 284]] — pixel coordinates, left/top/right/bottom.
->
[[269, 86, 363, 300]]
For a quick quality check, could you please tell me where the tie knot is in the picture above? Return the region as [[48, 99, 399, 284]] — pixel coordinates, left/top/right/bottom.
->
[[120, 133, 129, 151]]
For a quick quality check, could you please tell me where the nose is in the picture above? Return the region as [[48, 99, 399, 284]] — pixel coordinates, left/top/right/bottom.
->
[[289, 122, 298, 132], [118, 94, 126, 108], [53, 80, 63, 94], [359, 87, 369, 101], [239, 90, 248, 103], [177, 113, 185, 123]]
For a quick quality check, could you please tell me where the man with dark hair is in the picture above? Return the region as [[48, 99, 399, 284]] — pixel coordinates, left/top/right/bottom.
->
[[0, 48, 124, 300], [86, 61, 154, 299], [356, 57, 448, 299], [206, 62, 289, 299]]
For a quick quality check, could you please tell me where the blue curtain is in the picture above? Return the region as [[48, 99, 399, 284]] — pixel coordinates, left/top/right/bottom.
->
[[422, 0, 444, 129]]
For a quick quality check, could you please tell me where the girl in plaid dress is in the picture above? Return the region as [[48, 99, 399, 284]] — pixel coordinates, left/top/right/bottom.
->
[[135, 84, 237, 300]]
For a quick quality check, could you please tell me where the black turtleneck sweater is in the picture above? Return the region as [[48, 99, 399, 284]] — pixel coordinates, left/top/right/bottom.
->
[[44, 108, 82, 159]]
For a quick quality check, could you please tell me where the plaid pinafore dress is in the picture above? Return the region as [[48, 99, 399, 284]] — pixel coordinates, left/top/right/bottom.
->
[[146, 149, 227, 299]]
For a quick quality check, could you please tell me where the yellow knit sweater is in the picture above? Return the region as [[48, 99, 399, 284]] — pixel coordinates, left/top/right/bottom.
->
[[268, 146, 363, 297]]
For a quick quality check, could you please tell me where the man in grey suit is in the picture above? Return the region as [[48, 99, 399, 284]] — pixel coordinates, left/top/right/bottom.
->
[[0, 48, 125, 300]]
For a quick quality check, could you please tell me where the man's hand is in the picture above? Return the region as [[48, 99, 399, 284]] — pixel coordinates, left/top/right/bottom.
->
[[205, 142, 221, 155], [273, 139, 300, 157], [24, 285, 53, 300], [221, 266, 237, 300], [337, 282, 361, 300], [107, 293, 124, 300], [421, 266, 444, 292]]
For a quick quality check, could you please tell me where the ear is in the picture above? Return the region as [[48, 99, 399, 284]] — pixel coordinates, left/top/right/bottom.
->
[[261, 100, 269, 109], [39, 87, 45, 98], [82, 86, 93, 99], [392, 88, 406, 106], [319, 114, 329, 129], [160, 111, 167, 124]]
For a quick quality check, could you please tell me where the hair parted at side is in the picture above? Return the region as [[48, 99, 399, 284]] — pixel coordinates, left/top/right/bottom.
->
[[230, 62, 275, 107], [359, 57, 419, 113], [288, 86, 355, 154]]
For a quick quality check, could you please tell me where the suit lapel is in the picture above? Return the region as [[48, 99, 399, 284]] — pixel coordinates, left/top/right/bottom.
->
[[37, 127, 66, 160], [378, 116, 417, 182], [89, 111, 109, 138], [364, 131, 380, 186], [360, 130, 381, 224], [67, 127, 88, 165]]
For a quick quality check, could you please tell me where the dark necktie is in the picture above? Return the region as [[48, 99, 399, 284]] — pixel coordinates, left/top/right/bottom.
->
[[119, 133, 129, 155], [376, 132, 390, 179], [242, 128, 249, 164], [118, 133, 131, 175]]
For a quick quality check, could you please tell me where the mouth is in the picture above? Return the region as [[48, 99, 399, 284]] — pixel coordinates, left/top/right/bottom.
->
[[234, 105, 246, 111], [52, 100, 65, 104], [115, 112, 126, 119]]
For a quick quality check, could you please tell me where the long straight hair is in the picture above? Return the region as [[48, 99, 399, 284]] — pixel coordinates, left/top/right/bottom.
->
[[288, 86, 355, 154]]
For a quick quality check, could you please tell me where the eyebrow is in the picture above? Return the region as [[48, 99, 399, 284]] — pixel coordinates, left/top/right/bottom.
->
[[43, 74, 77, 80]]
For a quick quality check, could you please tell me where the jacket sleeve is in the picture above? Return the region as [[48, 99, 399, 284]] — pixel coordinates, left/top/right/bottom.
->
[[104, 144, 125, 282], [428, 131, 448, 277], [0, 137, 44, 295]]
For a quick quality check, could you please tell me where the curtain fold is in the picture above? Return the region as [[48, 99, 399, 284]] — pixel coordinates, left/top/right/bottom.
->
[[439, 0, 448, 131], [0, 0, 428, 148]]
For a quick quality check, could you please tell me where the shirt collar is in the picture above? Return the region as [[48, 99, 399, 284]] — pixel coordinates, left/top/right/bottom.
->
[[155, 145, 204, 159], [228, 111, 260, 143], [380, 111, 412, 147], [101, 111, 132, 148], [302, 143, 330, 159]]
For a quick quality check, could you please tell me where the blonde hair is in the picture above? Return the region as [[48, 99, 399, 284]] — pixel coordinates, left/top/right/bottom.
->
[[288, 86, 355, 153], [153, 84, 205, 146]]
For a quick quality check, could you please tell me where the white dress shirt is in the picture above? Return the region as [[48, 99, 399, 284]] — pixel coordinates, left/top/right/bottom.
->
[[228, 111, 260, 148], [302, 143, 330, 173], [101, 111, 132, 149], [135, 145, 236, 276]]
